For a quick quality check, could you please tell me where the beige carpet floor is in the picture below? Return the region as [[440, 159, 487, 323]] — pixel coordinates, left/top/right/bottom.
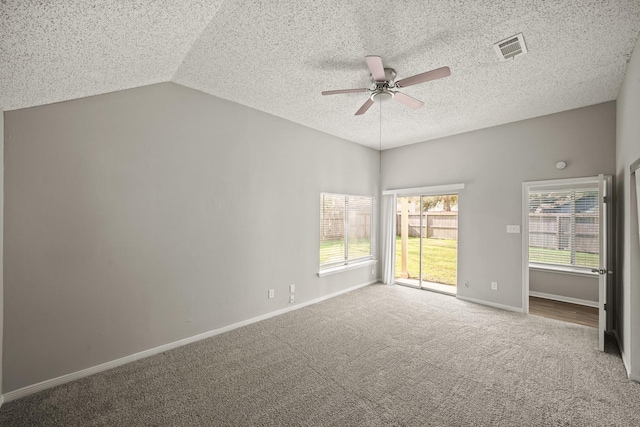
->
[[1, 283, 639, 426]]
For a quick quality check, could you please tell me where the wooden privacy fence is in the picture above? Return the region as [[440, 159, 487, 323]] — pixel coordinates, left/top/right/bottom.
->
[[529, 213, 598, 253], [321, 212, 372, 240], [396, 212, 458, 240]]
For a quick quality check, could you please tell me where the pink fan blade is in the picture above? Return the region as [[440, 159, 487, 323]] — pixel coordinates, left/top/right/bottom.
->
[[355, 98, 374, 115], [365, 55, 386, 82], [321, 88, 369, 95], [395, 66, 451, 88], [394, 92, 424, 109]]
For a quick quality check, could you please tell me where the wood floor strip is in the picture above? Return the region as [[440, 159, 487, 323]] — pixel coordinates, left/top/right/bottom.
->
[[529, 296, 598, 328]]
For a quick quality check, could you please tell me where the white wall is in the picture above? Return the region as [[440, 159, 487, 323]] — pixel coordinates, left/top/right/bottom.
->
[[529, 270, 598, 303], [382, 102, 616, 310], [616, 34, 640, 380], [0, 109, 4, 404], [3, 83, 380, 393]]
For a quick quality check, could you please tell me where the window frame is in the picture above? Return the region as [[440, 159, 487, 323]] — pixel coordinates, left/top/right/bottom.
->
[[318, 192, 375, 275], [524, 177, 600, 276]]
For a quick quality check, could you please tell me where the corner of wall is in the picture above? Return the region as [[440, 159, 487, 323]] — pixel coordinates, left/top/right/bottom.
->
[[615, 30, 640, 381], [1, 108, 4, 405]]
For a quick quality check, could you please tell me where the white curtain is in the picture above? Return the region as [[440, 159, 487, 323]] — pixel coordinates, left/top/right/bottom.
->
[[380, 194, 397, 284]]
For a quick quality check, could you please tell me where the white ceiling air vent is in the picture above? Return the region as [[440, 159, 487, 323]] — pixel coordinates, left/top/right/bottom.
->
[[494, 33, 528, 61]]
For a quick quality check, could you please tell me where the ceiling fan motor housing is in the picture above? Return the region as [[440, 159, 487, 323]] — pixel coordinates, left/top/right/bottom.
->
[[369, 68, 397, 102], [371, 68, 396, 85]]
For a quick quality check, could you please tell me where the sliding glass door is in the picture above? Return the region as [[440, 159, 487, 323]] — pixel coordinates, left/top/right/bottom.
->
[[394, 195, 458, 295]]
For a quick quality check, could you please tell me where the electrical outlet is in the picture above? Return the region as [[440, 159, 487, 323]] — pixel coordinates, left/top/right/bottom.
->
[[465, 281, 470, 288], [371, 268, 375, 275], [289, 284, 295, 293], [491, 282, 498, 291], [268, 289, 274, 299], [289, 295, 295, 304]]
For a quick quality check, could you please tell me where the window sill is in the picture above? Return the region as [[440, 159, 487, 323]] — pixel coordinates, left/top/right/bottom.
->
[[529, 263, 598, 277], [318, 259, 378, 277]]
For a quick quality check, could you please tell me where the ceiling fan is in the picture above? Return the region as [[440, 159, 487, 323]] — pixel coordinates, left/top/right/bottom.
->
[[321, 55, 451, 115]]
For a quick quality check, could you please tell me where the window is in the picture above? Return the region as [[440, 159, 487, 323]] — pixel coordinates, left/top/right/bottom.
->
[[319, 193, 374, 270], [528, 184, 599, 270]]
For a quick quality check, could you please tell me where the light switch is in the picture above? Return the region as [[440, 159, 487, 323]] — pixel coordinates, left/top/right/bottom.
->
[[507, 225, 520, 234]]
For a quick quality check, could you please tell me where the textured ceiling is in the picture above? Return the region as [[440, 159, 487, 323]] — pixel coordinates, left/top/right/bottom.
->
[[0, 1, 223, 111], [2, 1, 640, 150]]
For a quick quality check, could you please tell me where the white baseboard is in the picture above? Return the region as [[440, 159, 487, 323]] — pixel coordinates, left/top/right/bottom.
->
[[613, 330, 631, 378], [612, 330, 640, 383], [456, 295, 524, 313], [2, 280, 377, 403], [529, 291, 598, 308]]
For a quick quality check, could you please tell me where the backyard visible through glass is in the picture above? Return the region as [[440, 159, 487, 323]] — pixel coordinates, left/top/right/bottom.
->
[[528, 188, 599, 269], [394, 195, 458, 291], [395, 237, 457, 285]]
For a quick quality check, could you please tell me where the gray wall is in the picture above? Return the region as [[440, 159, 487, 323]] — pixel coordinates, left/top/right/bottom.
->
[[529, 270, 598, 303], [0, 110, 3, 400], [3, 83, 380, 393], [616, 34, 640, 379], [382, 102, 616, 309]]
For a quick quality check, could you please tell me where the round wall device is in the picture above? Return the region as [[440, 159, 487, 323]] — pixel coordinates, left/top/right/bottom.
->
[[555, 161, 567, 170]]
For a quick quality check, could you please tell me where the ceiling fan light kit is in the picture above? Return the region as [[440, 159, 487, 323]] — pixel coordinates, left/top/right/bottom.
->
[[371, 89, 394, 103], [322, 55, 451, 115]]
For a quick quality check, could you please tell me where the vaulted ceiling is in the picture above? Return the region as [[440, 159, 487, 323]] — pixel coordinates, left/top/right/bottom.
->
[[2, 1, 640, 150]]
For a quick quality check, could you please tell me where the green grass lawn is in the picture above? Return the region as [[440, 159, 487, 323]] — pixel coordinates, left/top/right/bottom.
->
[[320, 236, 457, 285], [395, 236, 457, 285], [529, 247, 599, 268], [323, 236, 595, 286], [320, 238, 371, 265]]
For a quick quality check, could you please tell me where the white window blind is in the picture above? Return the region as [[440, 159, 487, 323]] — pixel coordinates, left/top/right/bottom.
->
[[320, 193, 374, 269], [528, 186, 599, 269]]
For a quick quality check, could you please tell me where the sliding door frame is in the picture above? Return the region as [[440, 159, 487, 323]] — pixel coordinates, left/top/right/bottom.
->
[[383, 183, 465, 291]]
